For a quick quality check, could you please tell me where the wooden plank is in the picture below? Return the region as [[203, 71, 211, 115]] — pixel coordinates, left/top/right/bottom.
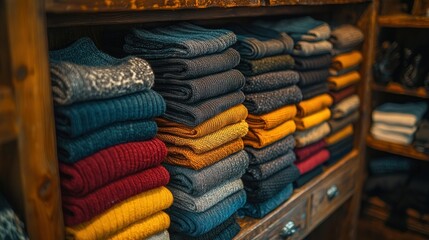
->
[[4, 0, 64, 239], [366, 135, 429, 161], [0, 87, 17, 144], [379, 14, 429, 28], [268, 0, 370, 6], [372, 82, 429, 99]]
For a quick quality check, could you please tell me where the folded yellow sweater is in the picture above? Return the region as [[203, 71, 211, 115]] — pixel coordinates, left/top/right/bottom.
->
[[108, 211, 170, 240], [244, 120, 296, 148], [328, 71, 361, 91], [331, 51, 363, 70], [66, 187, 173, 240], [295, 108, 331, 130], [157, 120, 248, 154], [296, 94, 333, 117], [165, 138, 244, 170], [156, 104, 248, 138], [325, 124, 354, 145], [246, 104, 297, 130]]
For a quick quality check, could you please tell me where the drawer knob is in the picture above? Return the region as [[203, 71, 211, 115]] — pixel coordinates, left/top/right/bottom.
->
[[326, 185, 339, 201], [280, 221, 300, 239]]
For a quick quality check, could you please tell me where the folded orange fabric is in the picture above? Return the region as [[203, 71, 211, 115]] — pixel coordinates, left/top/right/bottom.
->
[[331, 51, 363, 71], [244, 120, 296, 148], [165, 138, 244, 170], [65, 187, 173, 240], [157, 120, 248, 154], [246, 104, 297, 130], [325, 124, 354, 145], [156, 104, 248, 138], [296, 94, 333, 117], [295, 108, 331, 130], [328, 71, 360, 90]]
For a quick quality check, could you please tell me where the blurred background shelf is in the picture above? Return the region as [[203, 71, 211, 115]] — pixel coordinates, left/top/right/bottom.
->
[[366, 135, 429, 161]]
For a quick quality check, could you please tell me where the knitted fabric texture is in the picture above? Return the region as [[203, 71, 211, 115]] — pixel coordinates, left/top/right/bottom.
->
[[329, 24, 364, 50], [62, 166, 170, 226], [294, 139, 326, 162], [301, 82, 329, 100], [246, 104, 297, 130], [371, 122, 417, 136], [242, 149, 296, 181], [154, 69, 245, 104], [372, 102, 428, 127], [165, 138, 244, 170], [294, 54, 332, 70], [325, 124, 354, 145], [158, 120, 248, 154], [60, 139, 167, 196], [245, 135, 295, 164], [294, 107, 331, 130], [123, 23, 236, 59], [331, 51, 363, 71], [243, 70, 299, 93], [298, 69, 330, 87], [169, 179, 243, 212], [370, 127, 413, 145], [146, 230, 170, 240], [157, 104, 248, 138], [244, 119, 296, 148], [50, 37, 154, 105], [236, 54, 295, 76], [149, 48, 241, 80], [0, 193, 29, 240], [329, 85, 356, 104], [65, 187, 173, 240], [238, 183, 293, 219], [168, 189, 246, 237], [294, 122, 331, 147], [368, 155, 413, 175], [244, 85, 302, 115], [294, 166, 323, 188], [165, 150, 249, 196], [326, 135, 353, 155], [163, 90, 245, 127], [328, 110, 359, 134], [55, 90, 165, 138], [328, 71, 361, 90], [295, 149, 330, 174], [329, 65, 359, 76], [296, 93, 333, 117], [57, 120, 157, 163], [325, 137, 353, 166], [332, 95, 360, 119], [293, 41, 333, 57], [244, 165, 300, 203]]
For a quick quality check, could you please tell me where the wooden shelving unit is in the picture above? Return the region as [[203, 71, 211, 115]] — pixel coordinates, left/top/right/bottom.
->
[[378, 14, 429, 28], [366, 135, 429, 161], [371, 82, 429, 99], [0, 87, 17, 145]]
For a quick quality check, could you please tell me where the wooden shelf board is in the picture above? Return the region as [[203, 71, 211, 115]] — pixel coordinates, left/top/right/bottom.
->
[[378, 14, 429, 28], [366, 135, 429, 161], [372, 82, 429, 99]]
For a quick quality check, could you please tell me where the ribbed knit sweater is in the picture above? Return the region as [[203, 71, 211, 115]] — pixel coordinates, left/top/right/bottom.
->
[[146, 230, 170, 240], [295, 149, 330, 174], [294, 139, 326, 162], [332, 95, 360, 119], [298, 69, 330, 87], [245, 135, 295, 165], [244, 120, 296, 148], [294, 166, 323, 187], [329, 85, 356, 104], [236, 54, 295, 76], [301, 82, 329, 100], [294, 108, 331, 130], [331, 51, 363, 72], [325, 124, 354, 145], [328, 111, 359, 134], [294, 122, 331, 147], [296, 93, 333, 117], [294, 54, 332, 70], [293, 41, 333, 57], [328, 71, 361, 90], [246, 104, 297, 130], [243, 70, 299, 93], [329, 24, 364, 50]]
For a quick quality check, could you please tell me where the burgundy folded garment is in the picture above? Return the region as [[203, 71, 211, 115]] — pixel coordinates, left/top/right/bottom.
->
[[62, 165, 170, 226], [60, 139, 167, 197], [295, 149, 330, 174], [329, 85, 356, 104], [294, 140, 326, 162]]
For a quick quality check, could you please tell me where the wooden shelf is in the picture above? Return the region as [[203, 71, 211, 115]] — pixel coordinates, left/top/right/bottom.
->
[[366, 135, 429, 161], [0, 87, 17, 145], [378, 14, 429, 28], [372, 82, 429, 99]]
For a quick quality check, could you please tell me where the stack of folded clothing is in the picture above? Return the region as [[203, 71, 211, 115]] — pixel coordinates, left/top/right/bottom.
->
[[0, 192, 28, 240], [50, 37, 173, 239], [123, 23, 248, 239], [370, 102, 428, 145], [414, 118, 429, 153], [227, 23, 301, 218]]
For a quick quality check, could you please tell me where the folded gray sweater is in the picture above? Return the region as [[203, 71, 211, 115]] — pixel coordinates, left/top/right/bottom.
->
[[245, 135, 296, 164], [243, 70, 299, 93]]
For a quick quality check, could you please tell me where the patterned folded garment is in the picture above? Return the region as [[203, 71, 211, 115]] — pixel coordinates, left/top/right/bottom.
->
[[57, 120, 158, 163], [157, 104, 248, 138], [149, 48, 241, 79], [165, 150, 249, 196], [294, 165, 323, 188], [123, 23, 237, 59], [332, 95, 360, 119], [372, 102, 428, 127], [154, 69, 244, 104], [371, 126, 414, 145], [293, 41, 333, 57], [243, 70, 299, 93], [169, 179, 243, 213], [246, 104, 297, 130], [236, 54, 295, 76], [245, 135, 295, 165], [330, 51, 363, 73], [146, 230, 170, 240], [295, 149, 330, 174], [328, 71, 361, 90], [49, 37, 154, 105], [55, 90, 165, 137], [0, 193, 28, 240], [294, 139, 326, 162], [329, 85, 356, 104], [328, 111, 359, 133], [301, 82, 329, 100], [244, 85, 302, 115], [65, 187, 173, 240], [298, 69, 330, 87], [163, 90, 245, 127], [294, 108, 331, 130], [325, 124, 354, 146], [62, 166, 170, 226], [242, 149, 296, 181], [294, 54, 332, 70], [296, 93, 333, 117], [368, 155, 414, 175], [294, 122, 331, 147], [329, 24, 364, 50], [168, 190, 246, 237], [244, 119, 296, 148], [372, 122, 417, 136]]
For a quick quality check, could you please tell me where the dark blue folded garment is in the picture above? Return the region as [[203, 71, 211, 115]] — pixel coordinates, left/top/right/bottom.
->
[[294, 165, 323, 188], [325, 136, 354, 166], [368, 155, 414, 175], [294, 54, 332, 70], [298, 69, 330, 87], [245, 135, 296, 165], [300, 82, 329, 100]]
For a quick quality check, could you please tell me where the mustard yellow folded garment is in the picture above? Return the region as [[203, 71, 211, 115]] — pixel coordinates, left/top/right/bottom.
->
[[295, 108, 331, 130], [246, 104, 297, 130], [165, 138, 244, 170], [328, 71, 360, 90], [156, 104, 248, 138], [244, 120, 296, 148], [66, 187, 173, 240], [331, 51, 363, 71], [108, 211, 170, 240], [157, 120, 248, 154], [296, 94, 333, 117], [325, 124, 354, 145]]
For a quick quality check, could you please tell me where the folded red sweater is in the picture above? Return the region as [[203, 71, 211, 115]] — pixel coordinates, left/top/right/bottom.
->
[[62, 165, 170, 226], [295, 149, 330, 174], [294, 140, 326, 162], [60, 139, 167, 196]]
